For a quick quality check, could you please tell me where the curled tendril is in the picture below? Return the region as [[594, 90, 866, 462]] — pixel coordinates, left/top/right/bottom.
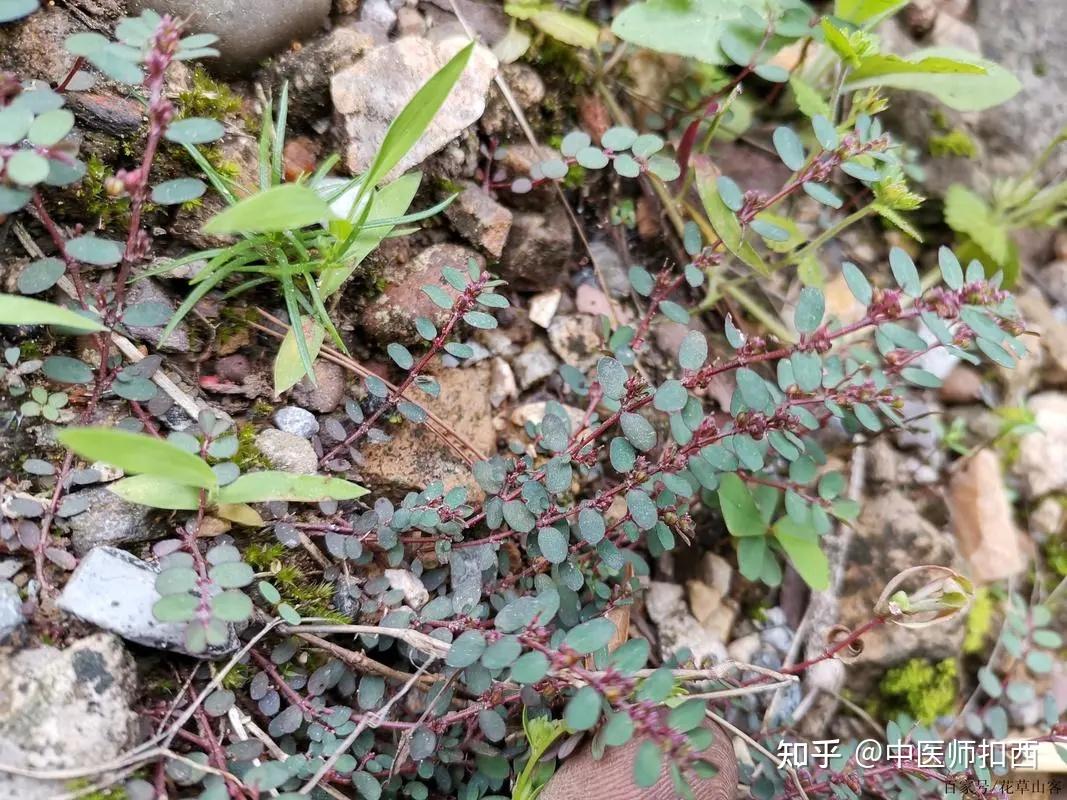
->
[[875, 565, 975, 629]]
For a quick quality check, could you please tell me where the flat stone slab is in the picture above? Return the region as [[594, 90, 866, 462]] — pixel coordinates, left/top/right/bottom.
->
[[58, 546, 236, 658]]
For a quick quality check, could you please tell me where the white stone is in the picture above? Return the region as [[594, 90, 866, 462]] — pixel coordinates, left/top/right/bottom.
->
[[57, 547, 236, 657]]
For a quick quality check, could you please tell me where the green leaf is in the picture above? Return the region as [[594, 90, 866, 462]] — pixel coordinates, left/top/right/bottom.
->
[[0, 106, 34, 145], [318, 172, 422, 298], [620, 412, 656, 452], [845, 47, 1021, 112], [446, 630, 486, 668], [67, 235, 123, 266], [212, 589, 253, 622], [773, 518, 829, 590], [42, 355, 92, 383], [938, 246, 964, 290], [841, 261, 872, 305], [834, 0, 907, 25], [151, 177, 207, 205], [153, 593, 198, 623], [944, 184, 1013, 267], [0, 0, 39, 23], [0, 294, 104, 332], [564, 617, 617, 655], [597, 357, 628, 400], [165, 117, 225, 145], [668, 699, 706, 732], [27, 108, 74, 146], [364, 43, 474, 188], [889, 246, 921, 296], [634, 741, 663, 788], [16, 258, 66, 295], [678, 330, 708, 370], [772, 126, 806, 171], [203, 184, 334, 234], [564, 686, 601, 731], [717, 473, 766, 537], [209, 561, 255, 589], [653, 380, 687, 412], [525, 7, 599, 48], [695, 169, 770, 276], [612, 0, 760, 65], [603, 711, 635, 746], [794, 286, 825, 333], [537, 527, 568, 564], [109, 475, 201, 509], [273, 316, 325, 395], [218, 472, 368, 504], [58, 427, 217, 489], [510, 651, 550, 684]]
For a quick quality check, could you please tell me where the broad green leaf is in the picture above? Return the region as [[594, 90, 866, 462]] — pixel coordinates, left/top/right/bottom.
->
[[524, 8, 599, 48], [834, 0, 907, 26], [57, 427, 217, 489], [108, 475, 201, 509], [273, 316, 325, 395], [0, 294, 104, 332], [318, 172, 422, 298], [695, 165, 771, 276], [773, 518, 829, 590], [612, 0, 756, 65], [851, 54, 985, 82], [218, 472, 368, 504], [944, 184, 1013, 266], [0, 0, 39, 23], [717, 473, 765, 537], [845, 47, 1021, 112], [202, 184, 335, 234], [363, 43, 474, 188]]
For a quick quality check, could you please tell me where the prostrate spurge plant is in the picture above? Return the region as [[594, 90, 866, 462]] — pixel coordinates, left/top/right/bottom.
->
[[0, 4, 1053, 800]]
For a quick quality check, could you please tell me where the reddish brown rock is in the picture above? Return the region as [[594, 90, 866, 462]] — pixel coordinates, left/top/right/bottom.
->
[[444, 182, 513, 258], [356, 364, 494, 500], [357, 244, 485, 345]]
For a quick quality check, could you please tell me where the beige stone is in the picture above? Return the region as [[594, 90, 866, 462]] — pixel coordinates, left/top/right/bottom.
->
[[948, 450, 1028, 583]]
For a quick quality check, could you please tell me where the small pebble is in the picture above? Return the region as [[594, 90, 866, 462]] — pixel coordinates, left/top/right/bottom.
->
[[274, 406, 320, 438]]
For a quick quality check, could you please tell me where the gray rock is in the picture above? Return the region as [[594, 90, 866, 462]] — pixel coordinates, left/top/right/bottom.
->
[[645, 581, 727, 667], [512, 340, 558, 390], [263, 26, 371, 121], [444, 182, 513, 258], [587, 239, 631, 298], [879, 1, 1067, 191], [274, 406, 319, 439], [500, 203, 574, 290], [256, 427, 318, 474], [832, 491, 965, 690], [65, 485, 164, 557], [128, 0, 332, 74], [332, 36, 497, 181], [0, 6, 77, 82], [892, 398, 941, 454], [973, 0, 1067, 180], [547, 314, 602, 371], [0, 634, 138, 800], [359, 0, 397, 41], [0, 581, 24, 642], [292, 359, 347, 413], [57, 547, 237, 657]]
